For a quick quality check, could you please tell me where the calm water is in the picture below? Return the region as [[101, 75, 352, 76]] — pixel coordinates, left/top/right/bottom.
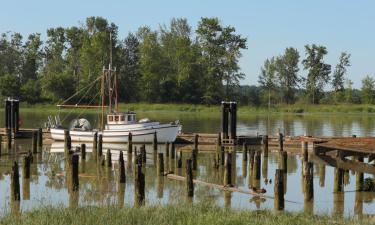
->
[[0, 111, 374, 216]]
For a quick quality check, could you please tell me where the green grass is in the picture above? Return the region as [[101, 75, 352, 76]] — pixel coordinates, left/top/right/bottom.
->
[[3, 102, 375, 114], [0, 202, 371, 225]]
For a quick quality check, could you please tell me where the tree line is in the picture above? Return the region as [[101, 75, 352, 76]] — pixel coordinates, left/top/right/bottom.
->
[[0, 16, 374, 106]]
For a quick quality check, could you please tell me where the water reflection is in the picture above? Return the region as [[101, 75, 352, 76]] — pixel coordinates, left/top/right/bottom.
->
[[0, 139, 374, 217]]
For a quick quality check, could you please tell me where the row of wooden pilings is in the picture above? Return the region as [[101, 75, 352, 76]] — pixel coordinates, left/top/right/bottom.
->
[[0, 128, 43, 156]]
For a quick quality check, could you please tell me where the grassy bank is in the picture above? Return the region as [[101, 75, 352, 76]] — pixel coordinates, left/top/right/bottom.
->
[[13, 103, 375, 114], [0, 203, 371, 225]]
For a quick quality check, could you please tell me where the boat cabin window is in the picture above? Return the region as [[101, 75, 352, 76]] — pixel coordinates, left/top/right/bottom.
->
[[127, 115, 132, 122], [109, 116, 113, 122], [120, 115, 125, 121], [115, 116, 119, 122]]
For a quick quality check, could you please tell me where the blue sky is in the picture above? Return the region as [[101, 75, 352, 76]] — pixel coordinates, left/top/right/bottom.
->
[[1, 0, 374, 88]]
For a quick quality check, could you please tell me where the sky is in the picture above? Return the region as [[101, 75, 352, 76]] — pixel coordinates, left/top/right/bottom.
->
[[1, 0, 374, 89]]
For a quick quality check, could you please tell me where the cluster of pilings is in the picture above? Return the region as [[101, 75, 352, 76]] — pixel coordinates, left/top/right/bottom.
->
[[221, 101, 237, 144], [4, 98, 19, 137]]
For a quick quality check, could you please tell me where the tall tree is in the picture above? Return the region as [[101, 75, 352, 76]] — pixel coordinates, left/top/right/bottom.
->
[[332, 52, 351, 102], [302, 44, 331, 104], [275, 47, 300, 104], [361, 75, 375, 104], [258, 57, 278, 108]]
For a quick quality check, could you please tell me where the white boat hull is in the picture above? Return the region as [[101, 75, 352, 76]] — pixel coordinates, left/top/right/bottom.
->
[[50, 124, 180, 143]]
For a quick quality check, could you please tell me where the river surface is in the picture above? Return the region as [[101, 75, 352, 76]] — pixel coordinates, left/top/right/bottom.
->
[[0, 110, 374, 217]]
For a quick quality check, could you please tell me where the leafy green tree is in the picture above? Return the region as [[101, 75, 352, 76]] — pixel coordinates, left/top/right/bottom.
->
[[302, 44, 331, 104], [361, 75, 375, 104], [258, 57, 278, 107], [332, 52, 351, 102], [22, 33, 42, 82], [275, 47, 300, 104], [344, 79, 354, 103], [0, 74, 20, 98]]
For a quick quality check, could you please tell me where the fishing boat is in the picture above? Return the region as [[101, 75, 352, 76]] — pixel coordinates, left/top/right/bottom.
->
[[48, 38, 181, 143]]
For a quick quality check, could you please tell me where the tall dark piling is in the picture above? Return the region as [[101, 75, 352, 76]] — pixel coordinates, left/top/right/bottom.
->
[[23, 154, 31, 179], [0, 135, 2, 156], [194, 134, 199, 151], [254, 151, 261, 182], [106, 149, 112, 167], [262, 153, 269, 180], [303, 162, 314, 201], [221, 102, 229, 139], [220, 146, 225, 166], [127, 132, 132, 154], [217, 132, 221, 147], [64, 130, 71, 154], [177, 151, 182, 168], [192, 148, 198, 170], [71, 154, 79, 191], [134, 163, 145, 207], [319, 165, 326, 187], [81, 143, 86, 160], [279, 132, 284, 152], [153, 132, 158, 151], [157, 153, 164, 176], [302, 141, 308, 161], [37, 128, 43, 149], [6, 128, 12, 149], [11, 161, 20, 201], [279, 151, 287, 172], [224, 152, 233, 186], [171, 142, 175, 159], [262, 135, 268, 157], [274, 169, 284, 210], [356, 156, 364, 191], [165, 142, 170, 158], [242, 143, 248, 161], [141, 144, 147, 164], [186, 158, 194, 197], [32, 130, 38, 154], [22, 176, 30, 200], [98, 134, 103, 158], [334, 168, 344, 192], [119, 151, 126, 183], [92, 132, 98, 158]]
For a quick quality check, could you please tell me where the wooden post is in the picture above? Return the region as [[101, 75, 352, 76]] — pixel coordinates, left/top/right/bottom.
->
[[71, 154, 79, 191], [64, 130, 71, 154], [217, 132, 221, 147], [32, 130, 38, 154], [11, 161, 20, 201], [334, 168, 344, 192], [356, 156, 364, 191], [303, 162, 314, 201], [262, 154, 268, 180], [242, 143, 248, 161], [106, 149, 112, 167], [6, 128, 11, 149], [319, 165, 325, 187], [194, 134, 199, 151], [81, 143, 86, 160], [119, 151, 126, 183], [279, 132, 284, 152], [98, 134, 103, 157], [221, 102, 229, 139], [0, 135, 2, 156], [279, 151, 287, 172], [177, 151, 182, 168], [157, 153, 164, 176], [141, 144, 147, 164], [165, 142, 170, 158], [274, 169, 284, 210], [153, 131, 157, 151], [220, 145, 225, 166], [128, 132, 132, 154], [302, 141, 308, 161], [37, 128, 43, 148], [186, 158, 194, 197], [254, 151, 261, 181], [23, 154, 31, 179], [262, 135, 268, 157], [92, 132, 98, 158], [191, 148, 198, 170], [224, 152, 233, 186], [134, 163, 145, 206], [171, 142, 175, 159]]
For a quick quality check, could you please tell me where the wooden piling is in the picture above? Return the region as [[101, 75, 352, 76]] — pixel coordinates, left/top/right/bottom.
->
[[217, 132, 221, 147], [134, 163, 145, 206], [11, 161, 20, 201], [186, 158, 194, 197], [64, 130, 71, 154], [23, 154, 31, 179], [254, 151, 261, 181], [356, 156, 364, 191], [279, 133, 284, 151], [302, 141, 308, 161], [98, 134, 103, 157], [165, 142, 170, 158], [119, 151, 126, 183], [6, 128, 11, 149], [81, 143, 86, 160], [279, 151, 287, 172], [37, 127, 43, 148], [242, 143, 248, 161], [224, 152, 233, 186], [177, 151, 182, 168], [0, 135, 2, 156], [153, 131, 157, 151], [157, 153, 164, 176], [194, 134, 199, 151], [192, 148, 198, 170], [334, 168, 344, 192], [220, 146, 225, 166], [128, 132, 133, 154], [171, 142, 175, 159], [303, 162, 314, 201], [92, 132, 98, 158], [32, 130, 38, 154], [106, 149, 112, 167], [262, 135, 268, 157], [319, 165, 326, 187], [141, 144, 146, 164], [274, 169, 284, 210], [71, 154, 79, 191]]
